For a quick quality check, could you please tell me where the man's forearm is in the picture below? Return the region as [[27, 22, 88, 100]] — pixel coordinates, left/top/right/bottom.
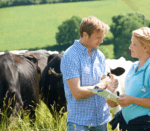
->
[[67, 77, 109, 100], [75, 80, 107, 99], [75, 86, 95, 100]]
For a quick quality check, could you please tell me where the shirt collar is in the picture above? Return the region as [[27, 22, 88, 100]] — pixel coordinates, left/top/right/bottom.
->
[[73, 40, 97, 54], [133, 57, 150, 71]]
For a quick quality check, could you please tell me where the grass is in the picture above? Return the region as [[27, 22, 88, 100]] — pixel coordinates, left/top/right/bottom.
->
[[0, 100, 68, 131], [0, 100, 118, 131], [121, 0, 150, 19], [0, 0, 134, 52]]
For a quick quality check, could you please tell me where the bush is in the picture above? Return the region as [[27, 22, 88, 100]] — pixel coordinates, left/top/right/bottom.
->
[[56, 16, 81, 46], [99, 44, 114, 59], [0, 1, 8, 7]]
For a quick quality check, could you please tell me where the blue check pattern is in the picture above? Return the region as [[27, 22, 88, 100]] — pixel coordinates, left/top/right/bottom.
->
[[60, 40, 111, 126]]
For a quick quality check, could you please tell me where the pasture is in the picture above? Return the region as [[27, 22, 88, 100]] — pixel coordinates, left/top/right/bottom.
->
[[121, 0, 150, 19], [0, 0, 134, 53]]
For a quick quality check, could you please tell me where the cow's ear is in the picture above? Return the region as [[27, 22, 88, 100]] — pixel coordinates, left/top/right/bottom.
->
[[49, 68, 62, 81], [111, 67, 125, 76], [24, 54, 38, 63], [47, 54, 55, 64], [24, 54, 34, 59]]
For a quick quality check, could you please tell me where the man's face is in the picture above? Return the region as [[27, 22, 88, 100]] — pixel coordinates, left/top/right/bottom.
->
[[85, 30, 105, 49]]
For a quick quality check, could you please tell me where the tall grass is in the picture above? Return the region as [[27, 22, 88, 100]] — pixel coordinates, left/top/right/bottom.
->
[[1, 100, 68, 131], [0, 99, 118, 131]]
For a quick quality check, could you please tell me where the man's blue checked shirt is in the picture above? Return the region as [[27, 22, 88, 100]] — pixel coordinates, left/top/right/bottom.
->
[[60, 40, 111, 126]]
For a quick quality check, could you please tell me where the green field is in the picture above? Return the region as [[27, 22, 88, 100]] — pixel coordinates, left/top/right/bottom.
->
[[0, 0, 135, 52], [122, 0, 150, 19]]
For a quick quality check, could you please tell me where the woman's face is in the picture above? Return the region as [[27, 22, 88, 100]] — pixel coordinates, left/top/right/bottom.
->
[[129, 36, 145, 59]]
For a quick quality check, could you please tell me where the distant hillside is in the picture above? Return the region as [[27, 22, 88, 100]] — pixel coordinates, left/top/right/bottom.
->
[[121, 0, 150, 19]]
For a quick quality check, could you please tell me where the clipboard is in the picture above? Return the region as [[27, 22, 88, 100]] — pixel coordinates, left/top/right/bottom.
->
[[89, 88, 120, 104]]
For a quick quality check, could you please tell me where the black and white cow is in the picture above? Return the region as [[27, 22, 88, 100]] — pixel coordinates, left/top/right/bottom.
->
[[106, 57, 133, 98], [0, 52, 41, 124]]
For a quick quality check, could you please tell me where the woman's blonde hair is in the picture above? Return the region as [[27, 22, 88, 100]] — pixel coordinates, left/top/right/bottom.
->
[[79, 16, 110, 37], [132, 27, 150, 54]]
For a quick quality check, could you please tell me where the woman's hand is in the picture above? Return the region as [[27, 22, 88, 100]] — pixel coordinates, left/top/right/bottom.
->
[[106, 99, 118, 108], [116, 94, 133, 107]]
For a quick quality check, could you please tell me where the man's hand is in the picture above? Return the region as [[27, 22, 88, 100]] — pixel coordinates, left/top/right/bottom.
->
[[94, 74, 118, 92], [94, 76, 109, 90], [101, 75, 107, 80], [106, 99, 118, 108], [106, 74, 118, 93]]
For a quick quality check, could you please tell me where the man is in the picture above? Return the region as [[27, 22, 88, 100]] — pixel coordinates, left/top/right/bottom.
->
[[61, 16, 118, 131]]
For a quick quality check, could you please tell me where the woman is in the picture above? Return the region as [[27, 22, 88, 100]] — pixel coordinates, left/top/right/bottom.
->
[[109, 27, 150, 131]]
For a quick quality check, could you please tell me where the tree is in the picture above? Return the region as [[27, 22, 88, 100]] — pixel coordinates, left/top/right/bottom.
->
[[110, 12, 150, 61], [99, 45, 113, 59], [56, 16, 81, 46]]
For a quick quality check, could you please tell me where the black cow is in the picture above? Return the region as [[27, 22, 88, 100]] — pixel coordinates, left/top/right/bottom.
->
[[0, 52, 41, 124], [40, 53, 66, 117]]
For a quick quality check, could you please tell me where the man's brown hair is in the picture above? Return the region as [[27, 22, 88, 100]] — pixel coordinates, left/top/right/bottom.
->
[[79, 16, 110, 37]]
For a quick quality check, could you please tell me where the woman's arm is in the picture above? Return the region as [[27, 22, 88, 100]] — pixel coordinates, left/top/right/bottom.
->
[[132, 97, 150, 108], [117, 94, 150, 108]]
